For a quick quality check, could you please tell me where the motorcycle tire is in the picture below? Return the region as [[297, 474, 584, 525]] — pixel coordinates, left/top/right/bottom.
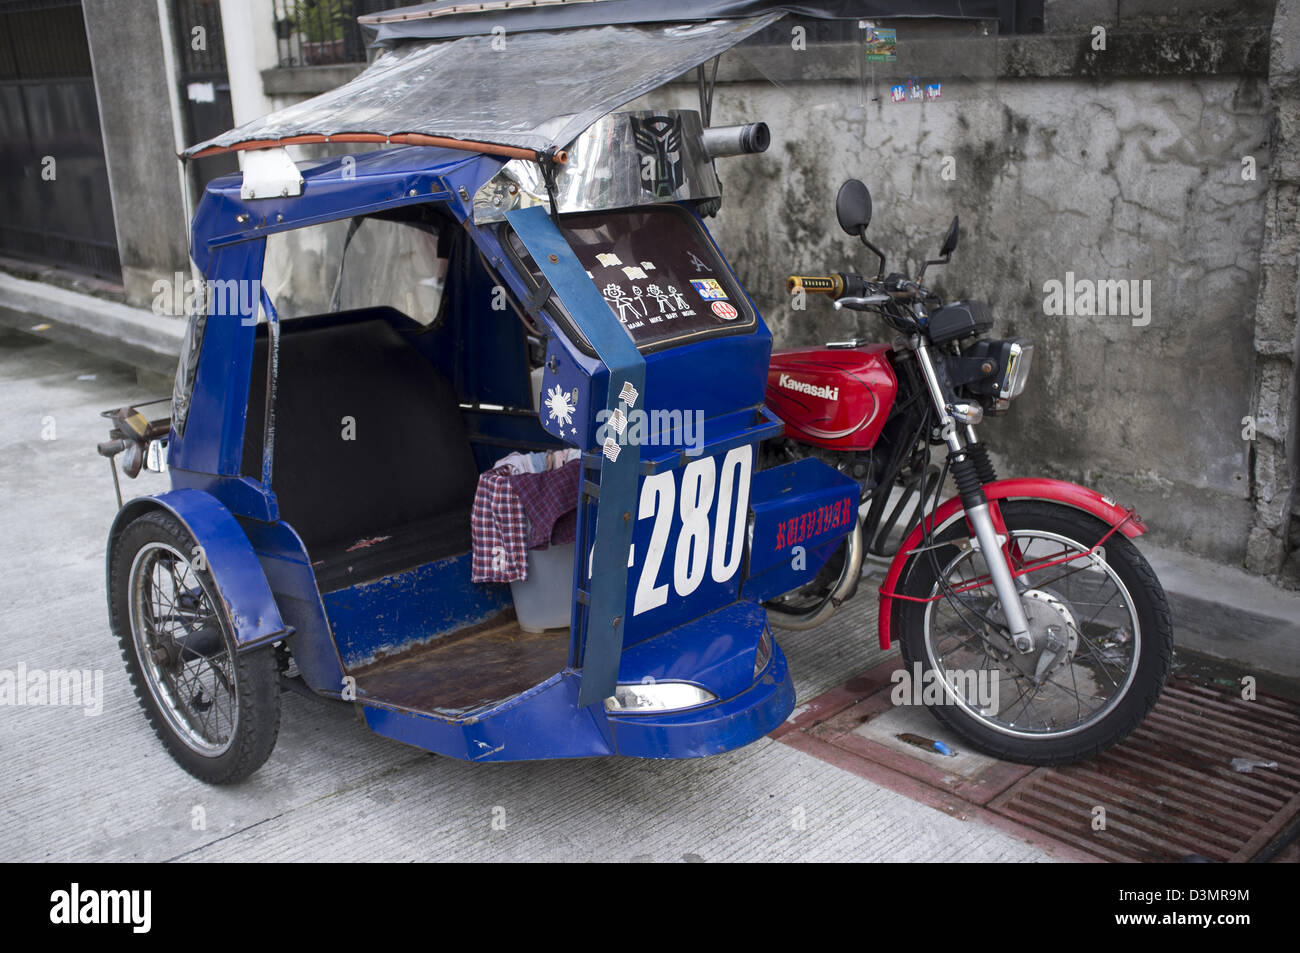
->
[[896, 499, 1172, 765]]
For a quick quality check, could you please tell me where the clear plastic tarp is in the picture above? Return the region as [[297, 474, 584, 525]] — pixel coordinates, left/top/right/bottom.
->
[[183, 16, 781, 158]]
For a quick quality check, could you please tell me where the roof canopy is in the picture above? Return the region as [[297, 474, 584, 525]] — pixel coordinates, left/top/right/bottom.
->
[[184, 16, 779, 160], [185, 2, 999, 162]]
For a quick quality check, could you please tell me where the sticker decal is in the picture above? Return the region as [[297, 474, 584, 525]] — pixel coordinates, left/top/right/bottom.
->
[[630, 114, 685, 198], [622, 265, 648, 280], [618, 381, 639, 407], [645, 283, 672, 313], [544, 385, 576, 428], [596, 252, 623, 268], [711, 300, 738, 320], [863, 26, 898, 62], [691, 278, 728, 301], [603, 283, 643, 322]]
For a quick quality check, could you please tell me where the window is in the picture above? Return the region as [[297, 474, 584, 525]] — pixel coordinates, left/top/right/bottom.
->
[[505, 204, 755, 354], [261, 214, 448, 323]]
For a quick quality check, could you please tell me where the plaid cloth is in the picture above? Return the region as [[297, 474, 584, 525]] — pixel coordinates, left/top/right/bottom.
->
[[470, 466, 530, 583], [508, 459, 580, 550]]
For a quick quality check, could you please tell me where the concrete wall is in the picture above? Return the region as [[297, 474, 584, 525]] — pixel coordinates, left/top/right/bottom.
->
[[82, 0, 190, 307], [219, 0, 278, 125], [637, 68, 1272, 563]]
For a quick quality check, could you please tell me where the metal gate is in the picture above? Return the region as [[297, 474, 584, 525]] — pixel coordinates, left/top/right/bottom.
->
[[170, 0, 236, 193], [0, 0, 120, 278]]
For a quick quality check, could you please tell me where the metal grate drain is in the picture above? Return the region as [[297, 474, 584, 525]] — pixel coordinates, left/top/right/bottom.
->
[[777, 666, 1300, 862], [989, 679, 1300, 862]]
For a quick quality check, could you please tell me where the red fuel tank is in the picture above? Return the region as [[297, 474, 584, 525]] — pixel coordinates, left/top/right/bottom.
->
[[766, 344, 898, 451]]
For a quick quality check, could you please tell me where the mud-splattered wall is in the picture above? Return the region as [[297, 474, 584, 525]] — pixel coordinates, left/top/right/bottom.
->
[[630, 9, 1292, 574]]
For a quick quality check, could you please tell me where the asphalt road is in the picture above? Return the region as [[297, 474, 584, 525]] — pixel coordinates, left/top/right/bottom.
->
[[0, 326, 1052, 862]]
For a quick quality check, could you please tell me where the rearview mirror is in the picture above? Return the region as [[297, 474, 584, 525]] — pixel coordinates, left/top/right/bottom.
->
[[940, 215, 959, 257], [920, 214, 960, 279], [835, 179, 873, 236]]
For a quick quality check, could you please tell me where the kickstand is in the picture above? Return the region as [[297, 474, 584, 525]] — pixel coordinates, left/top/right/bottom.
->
[[108, 457, 123, 509]]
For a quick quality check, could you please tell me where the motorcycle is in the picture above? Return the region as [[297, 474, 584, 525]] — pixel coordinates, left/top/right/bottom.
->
[[761, 179, 1173, 765]]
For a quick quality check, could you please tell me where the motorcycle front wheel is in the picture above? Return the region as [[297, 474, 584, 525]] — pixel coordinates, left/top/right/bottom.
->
[[896, 499, 1172, 765]]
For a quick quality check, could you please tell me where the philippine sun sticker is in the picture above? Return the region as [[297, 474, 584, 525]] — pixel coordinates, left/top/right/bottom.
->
[[545, 385, 576, 429]]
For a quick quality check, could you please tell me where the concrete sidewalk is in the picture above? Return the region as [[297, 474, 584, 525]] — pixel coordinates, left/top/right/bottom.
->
[[0, 268, 184, 377]]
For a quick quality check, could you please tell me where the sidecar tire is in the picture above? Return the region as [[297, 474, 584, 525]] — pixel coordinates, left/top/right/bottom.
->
[[109, 510, 280, 784]]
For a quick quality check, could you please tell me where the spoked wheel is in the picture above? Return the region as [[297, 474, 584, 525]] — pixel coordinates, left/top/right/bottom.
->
[[109, 510, 279, 783], [763, 525, 863, 629], [897, 500, 1172, 765]]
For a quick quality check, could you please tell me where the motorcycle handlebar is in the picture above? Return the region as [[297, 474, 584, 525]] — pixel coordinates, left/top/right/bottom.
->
[[833, 295, 891, 312], [787, 272, 877, 298], [787, 274, 844, 296]]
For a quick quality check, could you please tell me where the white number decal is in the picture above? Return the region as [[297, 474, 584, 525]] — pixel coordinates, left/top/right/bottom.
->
[[674, 458, 717, 597], [711, 446, 752, 582], [633, 446, 753, 616], [633, 471, 675, 615]]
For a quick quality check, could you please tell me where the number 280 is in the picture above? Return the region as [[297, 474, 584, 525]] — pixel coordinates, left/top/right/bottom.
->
[[632, 446, 753, 616]]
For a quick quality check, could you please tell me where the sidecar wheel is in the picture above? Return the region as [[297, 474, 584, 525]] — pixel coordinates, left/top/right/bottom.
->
[[896, 500, 1172, 766], [109, 510, 280, 784]]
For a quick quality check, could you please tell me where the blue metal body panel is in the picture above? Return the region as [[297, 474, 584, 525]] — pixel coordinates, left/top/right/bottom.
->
[[108, 490, 287, 651], [505, 205, 645, 708], [609, 643, 794, 760], [358, 598, 789, 761], [748, 457, 858, 575], [360, 672, 615, 761], [322, 554, 512, 669], [742, 458, 858, 602], [617, 600, 769, 702], [186, 147, 477, 271], [126, 141, 852, 763], [236, 516, 347, 694]]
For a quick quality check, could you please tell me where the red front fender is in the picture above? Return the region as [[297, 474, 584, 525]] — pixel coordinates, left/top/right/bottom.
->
[[876, 478, 1146, 650]]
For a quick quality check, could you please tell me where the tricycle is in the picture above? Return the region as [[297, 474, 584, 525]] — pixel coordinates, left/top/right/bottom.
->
[[98, 1, 1170, 783]]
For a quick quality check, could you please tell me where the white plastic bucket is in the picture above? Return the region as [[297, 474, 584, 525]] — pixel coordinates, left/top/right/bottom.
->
[[509, 541, 575, 632]]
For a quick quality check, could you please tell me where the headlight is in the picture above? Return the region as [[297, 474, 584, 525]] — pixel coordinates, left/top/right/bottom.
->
[[604, 682, 717, 714], [958, 338, 1034, 404], [1002, 341, 1033, 398], [754, 624, 773, 678]]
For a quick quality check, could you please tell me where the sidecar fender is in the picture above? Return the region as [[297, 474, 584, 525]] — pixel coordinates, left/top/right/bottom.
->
[[108, 490, 288, 651], [876, 478, 1146, 651]]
